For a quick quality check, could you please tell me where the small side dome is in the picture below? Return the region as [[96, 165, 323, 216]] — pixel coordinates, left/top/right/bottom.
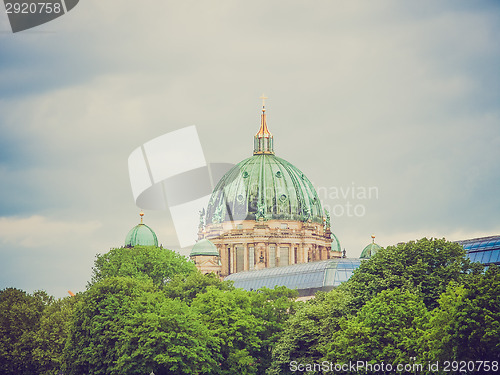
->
[[331, 233, 341, 253], [125, 211, 158, 247], [190, 239, 219, 257], [360, 235, 381, 259]]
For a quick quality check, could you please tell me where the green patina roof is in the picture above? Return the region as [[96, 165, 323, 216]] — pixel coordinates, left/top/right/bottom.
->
[[360, 241, 381, 259], [331, 233, 342, 253], [206, 154, 324, 224], [125, 224, 158, 247], [190, 239, 219, 257]]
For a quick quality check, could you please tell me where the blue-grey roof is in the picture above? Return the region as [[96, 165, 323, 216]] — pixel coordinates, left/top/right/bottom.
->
[[225, 258, 361, 292], [457, 235, 500, 265]]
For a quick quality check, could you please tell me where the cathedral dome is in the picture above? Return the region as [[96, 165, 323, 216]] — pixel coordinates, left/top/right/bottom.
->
[[125, 211, 158, 247], [200, 98, 339, 277], [205, 154, 324, 224], [360, 235, 381, 259], [190, 239, 219, 257], [205, 100, 324, 225]]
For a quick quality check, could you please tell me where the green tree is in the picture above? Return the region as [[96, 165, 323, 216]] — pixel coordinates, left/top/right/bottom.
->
[[330, 288, 429, 373], [451, 264, 500, 361], [268, 288, 351, 375], [0, 288, 49, 375], [248, 286, 299, 374], [421, 282, 467, 365], [33, 296, 77, 375], [192, 287, 265, 375], [163, 271, 234, 303], [89, 245, 196, 288], [342, 237, 481, 310], [65, 277, 214, 375]]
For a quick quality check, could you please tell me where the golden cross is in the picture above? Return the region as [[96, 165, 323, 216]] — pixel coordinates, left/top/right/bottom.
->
[[259, 94, 268, 108]]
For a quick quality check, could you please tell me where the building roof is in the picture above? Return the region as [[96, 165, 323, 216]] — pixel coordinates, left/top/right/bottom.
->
[[125, 211, 158, 247], [225, 258, 361, 295], [457, 235, 500, 265], [360, 235, 381, 259], [205, 155, 324, 224], [190, 239, 219, 257], [125, 224, 158, 247]]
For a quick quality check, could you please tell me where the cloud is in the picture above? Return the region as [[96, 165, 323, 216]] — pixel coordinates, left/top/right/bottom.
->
[[0, 215, 101, 247], [0, 0, 499, 296]]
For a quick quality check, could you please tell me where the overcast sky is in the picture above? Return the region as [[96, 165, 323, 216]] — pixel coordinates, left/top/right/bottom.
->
[[1, 0, 499, 297]]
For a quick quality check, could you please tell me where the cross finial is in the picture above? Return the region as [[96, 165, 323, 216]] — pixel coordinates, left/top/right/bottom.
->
[[259, 94, 268, 110]]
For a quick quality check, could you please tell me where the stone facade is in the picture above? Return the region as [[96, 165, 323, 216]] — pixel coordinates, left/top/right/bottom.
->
[[191, 254, 221, 276], [199, 218, 339, 277]]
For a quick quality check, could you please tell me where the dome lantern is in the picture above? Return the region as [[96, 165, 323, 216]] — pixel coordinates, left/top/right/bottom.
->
[[253, 94, 274, 155]]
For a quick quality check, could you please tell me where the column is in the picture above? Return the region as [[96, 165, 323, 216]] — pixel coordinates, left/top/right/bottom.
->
[[231, 246, 236, 274], [243, 243, 248, 271]]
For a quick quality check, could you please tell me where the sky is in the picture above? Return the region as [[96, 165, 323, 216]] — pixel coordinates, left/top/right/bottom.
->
[[0, 0, 499, 298]]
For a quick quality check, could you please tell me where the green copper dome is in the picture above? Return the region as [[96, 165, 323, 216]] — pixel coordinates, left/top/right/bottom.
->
[[205, 102, 325, 225], [332, 233, 341, 253], [125, 224, 158, 247], [125, 212, 158, 247], [360, 236, 381, 259], [190, 239, 219, 257], [206, 154, 324, 224]]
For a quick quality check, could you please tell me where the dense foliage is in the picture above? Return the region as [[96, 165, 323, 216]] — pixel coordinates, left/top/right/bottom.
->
[[89, 245, 197, 288], [269, 239, 498, 375], [65, 277, 214, 375], [1, 239, 498, 375], [343, 237, 482, 310]]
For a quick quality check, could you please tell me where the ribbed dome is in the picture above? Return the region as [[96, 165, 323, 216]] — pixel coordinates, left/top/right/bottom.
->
[[125, 224, 158, 247], [360, 238, 381, 259], [190, 239, 219, 257], [332, 233, 341, 253], [205, 154, 324, 224]]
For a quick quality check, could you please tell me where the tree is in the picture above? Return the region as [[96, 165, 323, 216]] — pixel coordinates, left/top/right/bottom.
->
[[329, 288, 429, 373], [89, 245, 197, 288], [451, 265, 500, 361], [342, 237, 482, 310], [65, 277, 214, 375], [0, 288, 49, 375], [421, 282, 467, 365], [163, 271, 234, 303], [192, 287, 265, 375], [248, 286, 299, 374], [268, 288, 351, 375], [33, 296, 77, 375], [421, 266, 500, 368]]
